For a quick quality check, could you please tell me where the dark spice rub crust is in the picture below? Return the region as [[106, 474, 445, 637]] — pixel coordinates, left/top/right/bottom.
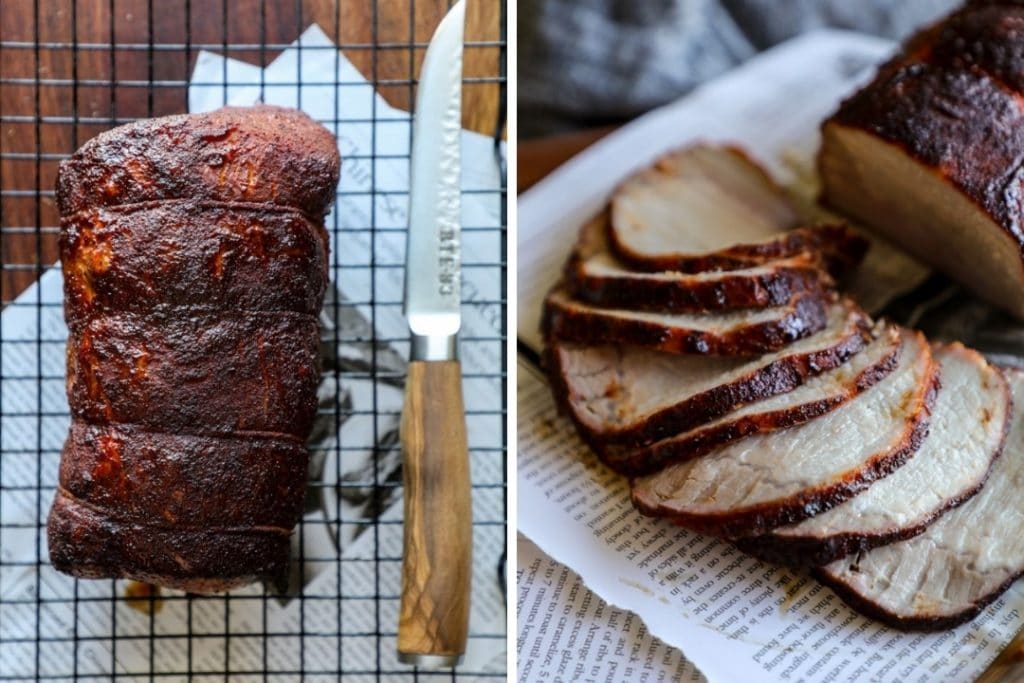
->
[[47, 493, 290, 593], [67, 310, 320, 438], [921, 3, 1024, 94], [62, 200, 329, 325], [56, 105, 340, 218], [569, 256, 828, 313], [543, 287, 831, 356], [59, 422, 307, 530]]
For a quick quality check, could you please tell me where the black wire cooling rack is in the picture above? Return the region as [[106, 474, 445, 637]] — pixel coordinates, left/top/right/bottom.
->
[[0, 0, 507, 680]]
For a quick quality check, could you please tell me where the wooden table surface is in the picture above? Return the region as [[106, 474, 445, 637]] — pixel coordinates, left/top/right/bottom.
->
[[517, 125, 617, 194], [0, 0, 504, 302]]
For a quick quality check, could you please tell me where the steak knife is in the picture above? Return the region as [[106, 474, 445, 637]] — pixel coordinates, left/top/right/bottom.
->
[[398, 0, 471, 668]]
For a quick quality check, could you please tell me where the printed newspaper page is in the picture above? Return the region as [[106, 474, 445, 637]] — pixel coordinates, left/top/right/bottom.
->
[[517, 534, 705, 682], [518, 358, 1024, 682]]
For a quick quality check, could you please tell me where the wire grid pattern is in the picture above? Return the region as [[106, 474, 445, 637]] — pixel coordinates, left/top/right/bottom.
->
[[0, 0, 507, 680]]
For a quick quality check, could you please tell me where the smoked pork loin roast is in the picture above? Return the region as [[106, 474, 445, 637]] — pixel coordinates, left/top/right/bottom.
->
[[47, 105, 339, 592]]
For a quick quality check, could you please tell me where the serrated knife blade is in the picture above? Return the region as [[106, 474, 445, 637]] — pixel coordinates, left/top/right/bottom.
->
[[404, 0, 464, 361], [397, 0, 472, 670]]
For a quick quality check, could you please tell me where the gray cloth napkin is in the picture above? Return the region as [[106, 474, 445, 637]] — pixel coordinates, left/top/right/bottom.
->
[[519, 0, 960, 138]]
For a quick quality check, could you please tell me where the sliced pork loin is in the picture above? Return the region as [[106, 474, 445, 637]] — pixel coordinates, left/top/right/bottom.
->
[[607, 325, 900, 476], [819, 2, 1024, 319], [818, 368, 1024, 631], [546, 299, 871, 453], [609, 145, 867, 275], [631, 329, 938, 538], [542, 286, 830, 356], [565, 210, 832, 313], [739, 343, 1010, 566]]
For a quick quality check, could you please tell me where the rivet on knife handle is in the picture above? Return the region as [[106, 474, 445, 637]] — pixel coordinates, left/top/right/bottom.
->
[[398, 358, 472, 666]]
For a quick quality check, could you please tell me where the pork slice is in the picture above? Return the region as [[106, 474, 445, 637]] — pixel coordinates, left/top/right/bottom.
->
[[606, 325, 900, 476], [611, 145, 800, 261], [543, 286, 830, 356], [566, 210, 831, 313], [609, 145, 867, 274], [546, 299, 871, 450], [740, 343, 1010, 566], [817, 368, 1024, 631], [631, 330, 938, 537]]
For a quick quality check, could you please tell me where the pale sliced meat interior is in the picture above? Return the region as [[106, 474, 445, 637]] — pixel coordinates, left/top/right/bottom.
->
[[770, 344, 1009, 547], [554, 299, 867, 435], [819, 369, 1024, 628], [613, 325, 899, 469], [631, 330, 934, 532], [611, 146, 801, 259], [821, 111, 1024, 320]]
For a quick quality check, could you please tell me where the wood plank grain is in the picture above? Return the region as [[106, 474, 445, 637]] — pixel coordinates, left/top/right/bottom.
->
[[517, 125, 618, 192], [1, 0, 503, 302]]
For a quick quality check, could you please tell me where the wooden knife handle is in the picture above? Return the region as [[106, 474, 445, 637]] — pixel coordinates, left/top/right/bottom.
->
[[398, 360, 472, 665]]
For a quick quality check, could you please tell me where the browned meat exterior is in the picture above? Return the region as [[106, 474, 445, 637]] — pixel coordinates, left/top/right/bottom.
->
[[62, 201, 329, 324], [564, 211, 832, 312], [48, 494, 290, 593], [59, 423, 307, 529], [543, 287, 830, 356], [66, 311, 320, 438], [819, 2, 1024, 319], [928, 3, 1024, 92], [50, 106, 338, 592], [828, 66, 1024, 247], [57, 105, 340, 218]]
